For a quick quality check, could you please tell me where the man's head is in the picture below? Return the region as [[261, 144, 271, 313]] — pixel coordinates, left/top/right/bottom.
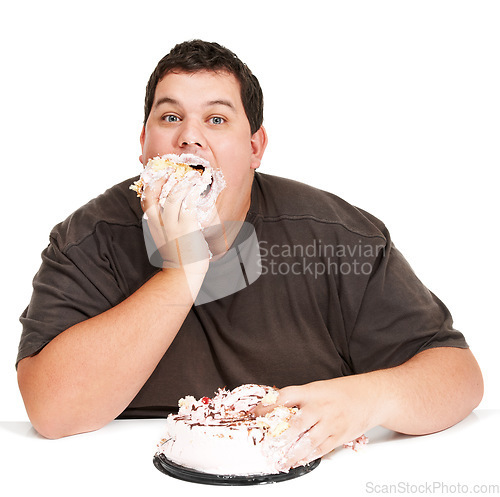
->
[[139, 40, 268, 224], [143, 40, 263, 135]]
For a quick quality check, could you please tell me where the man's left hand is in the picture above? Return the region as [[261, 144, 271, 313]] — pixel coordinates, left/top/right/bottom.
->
[[256, 376, 384, 469]]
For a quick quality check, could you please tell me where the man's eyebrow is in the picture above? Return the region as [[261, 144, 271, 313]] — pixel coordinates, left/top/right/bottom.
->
[[207, 99, 235, 110], [154, 96, 178, 108]]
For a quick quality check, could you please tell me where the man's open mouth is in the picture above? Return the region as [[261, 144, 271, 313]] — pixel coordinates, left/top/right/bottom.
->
[[190, 164, 205, 173], [130, 153, 223, 206], [188, 164, 213, 197]]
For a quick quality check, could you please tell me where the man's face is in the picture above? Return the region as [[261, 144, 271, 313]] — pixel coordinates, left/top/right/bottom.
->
[[140, 70, 267, 223]]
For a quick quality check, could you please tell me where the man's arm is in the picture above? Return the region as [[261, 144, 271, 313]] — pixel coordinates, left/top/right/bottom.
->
[[17, 265, 206, 439], [258, 347, 483, 468], [17, 180, 210, 439]]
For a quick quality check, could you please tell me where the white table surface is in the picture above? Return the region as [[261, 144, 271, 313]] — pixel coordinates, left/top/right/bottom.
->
[[1, 410, 498, 497]]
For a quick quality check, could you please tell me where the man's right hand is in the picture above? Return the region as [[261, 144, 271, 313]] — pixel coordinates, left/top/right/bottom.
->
[[141, 176, 212, 274]]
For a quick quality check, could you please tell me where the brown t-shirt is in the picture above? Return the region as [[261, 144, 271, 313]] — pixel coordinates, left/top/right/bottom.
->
[[17, 172, 467, 417]]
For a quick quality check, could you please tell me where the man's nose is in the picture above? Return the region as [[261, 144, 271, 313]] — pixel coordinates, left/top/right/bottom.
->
[[177, 120, 205, 149]]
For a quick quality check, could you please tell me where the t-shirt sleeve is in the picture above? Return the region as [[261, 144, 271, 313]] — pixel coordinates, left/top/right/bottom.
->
[[16, 232, 127, 367], [347, 234, 468, 374]]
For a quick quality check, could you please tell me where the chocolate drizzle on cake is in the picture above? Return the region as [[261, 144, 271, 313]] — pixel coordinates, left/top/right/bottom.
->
[[157, 384, 298, 476]]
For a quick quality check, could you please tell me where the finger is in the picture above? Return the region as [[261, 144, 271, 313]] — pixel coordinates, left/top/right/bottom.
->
[[141, 178, 164, 213], [160, 181, 197, 231], [253, 385, 306, 418], [291, 431, 368, 468], [293, 434, 337, 468], [142, 199, 165, 238], [273, 406, 317, 451], [252, 386, 296, 417], [141, 180, 168, 240], [252, 402, 276, 418], [312, 435, 339, 460], [178, 194, 202, 229], [183, 178, 207, 211], [275, 385, 310, 409], [141, 181, 196, 264], [162, 178, 192, 209], [281, 420, 329, 469]]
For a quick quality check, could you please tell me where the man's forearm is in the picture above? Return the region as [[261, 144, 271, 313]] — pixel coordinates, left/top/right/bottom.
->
[[17, 268, 205, 439], [266, 346, 483, 469], [373, 347, 484, 435]]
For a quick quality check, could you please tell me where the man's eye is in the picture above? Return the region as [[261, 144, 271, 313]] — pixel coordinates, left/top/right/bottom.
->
[[209, 116, 225, 125], [163, 115, 179, 123]]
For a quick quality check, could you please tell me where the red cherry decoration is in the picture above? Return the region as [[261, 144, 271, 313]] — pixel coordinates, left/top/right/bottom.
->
[[201, 396, 210, 404]]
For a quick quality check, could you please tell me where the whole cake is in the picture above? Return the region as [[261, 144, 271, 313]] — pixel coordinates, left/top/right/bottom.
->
[[156, 384, 300, 476], [130, 153, 226, 226]]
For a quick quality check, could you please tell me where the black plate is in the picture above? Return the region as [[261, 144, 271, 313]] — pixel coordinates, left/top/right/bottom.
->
[[153, 452, 321, 486]]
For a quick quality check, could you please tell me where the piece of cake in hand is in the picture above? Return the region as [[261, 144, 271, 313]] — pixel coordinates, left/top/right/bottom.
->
[[130, 153, 226, 226]]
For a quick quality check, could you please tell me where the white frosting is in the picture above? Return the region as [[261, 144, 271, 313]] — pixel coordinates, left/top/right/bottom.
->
[[131, 154, 226, 227], [156, 384, 297, 476], [343, 434, 369, 451]]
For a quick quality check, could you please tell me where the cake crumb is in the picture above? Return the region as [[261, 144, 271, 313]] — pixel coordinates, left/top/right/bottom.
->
[[261, 391, 279, 406]]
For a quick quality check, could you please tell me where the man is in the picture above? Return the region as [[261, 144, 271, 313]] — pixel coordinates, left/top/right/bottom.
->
[[17, 40, 483, 468]]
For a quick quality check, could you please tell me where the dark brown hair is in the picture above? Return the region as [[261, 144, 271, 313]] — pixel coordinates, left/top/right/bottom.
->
[[143, 40, 264, 134]]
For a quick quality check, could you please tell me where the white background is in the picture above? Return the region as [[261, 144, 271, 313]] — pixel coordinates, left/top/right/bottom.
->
[[1, 0, 499, 422]]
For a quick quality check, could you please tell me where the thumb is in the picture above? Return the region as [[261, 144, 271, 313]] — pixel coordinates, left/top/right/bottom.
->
[[252, 385, 305, 417], [275, 385, 308, 409]]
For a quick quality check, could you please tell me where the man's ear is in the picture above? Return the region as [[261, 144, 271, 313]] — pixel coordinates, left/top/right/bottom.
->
[[250, 126, 268, 170], [139, 126, 146, 165]]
